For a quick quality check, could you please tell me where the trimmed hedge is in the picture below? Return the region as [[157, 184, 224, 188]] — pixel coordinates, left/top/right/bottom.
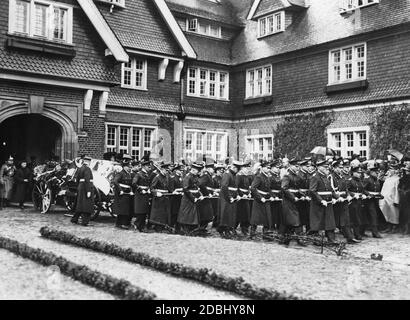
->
[[0, 236, 156, 300], [40, 226, 303, 300]]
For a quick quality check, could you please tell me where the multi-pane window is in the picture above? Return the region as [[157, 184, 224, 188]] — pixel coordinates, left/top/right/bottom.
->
[[184, 130, 227, 162], [329, 43, 366, 84], [187, 67, 229, 100], [106, 125, 155, 160], [119, 128, 129, 155], [186, 18, 221, 38], [106, 126, 117, 153], [339, 0, 379, 13], [328, 127, 370, 159], [121, 58, 147, 90], [9, 0, 73, 43], [131, 128, 141, 160], [246, 65, 272, 99], [246, 135, 274, 161], [258, 11, 285, 38]]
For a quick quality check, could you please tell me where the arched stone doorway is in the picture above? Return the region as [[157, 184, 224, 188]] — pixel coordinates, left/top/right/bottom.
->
[[0, 102, 78, 164]]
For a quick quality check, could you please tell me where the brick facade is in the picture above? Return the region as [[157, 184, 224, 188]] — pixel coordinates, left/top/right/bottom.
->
[[1, 0, 409, 163]]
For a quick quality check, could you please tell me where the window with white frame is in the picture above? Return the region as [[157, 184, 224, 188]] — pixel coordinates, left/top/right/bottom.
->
[[105, 124, 155, 160], [328, 127, 369, 159], [246, 65, 272, 99], [258, 11, 285, 38], [184, 129, 227, 162], [245, 135, 274, 161], [121, 58, 147, 90], [329, 43, 366, 84], [187, 67, 229, 100], [186, 18, 221, 39], [339, 0, 379, 13], [9, 0, 73, 44]]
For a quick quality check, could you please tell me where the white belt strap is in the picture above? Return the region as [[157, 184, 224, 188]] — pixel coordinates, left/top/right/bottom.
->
[[317, 191, 332, 196], [257, 189, 268, 195]]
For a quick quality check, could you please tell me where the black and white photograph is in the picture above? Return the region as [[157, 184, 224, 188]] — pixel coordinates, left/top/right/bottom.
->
[[0, 0, 409, 308]]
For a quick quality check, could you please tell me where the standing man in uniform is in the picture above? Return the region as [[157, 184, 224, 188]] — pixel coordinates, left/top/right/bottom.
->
[[177, 162, 203, 233], [399, 164, 410, 234], [347, 165, 367, 240], [149, 163, 171, 231], [197, 162, 215, 231], [309, 159, 337, 243], [211, 164, 224, 228], [280, 158, 306, 246], [132, 160, 151, 232], [363, 161, 383, 238], [331, 159, 359, 244], [14, 160, 32, 210], [297, 159, 311, 233], [113, 154, 134, 229], [250, 161, 272, 237], [236, 162, 251, 235], [269, 160, 282, 231], [168, 163, 183, 230], [71, 156, 94, 226], [0, 156, 16, 208], [218, 161, 242, 237]]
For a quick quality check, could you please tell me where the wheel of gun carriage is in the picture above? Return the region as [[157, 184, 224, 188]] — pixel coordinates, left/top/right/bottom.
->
[[31, 180, 46, 211], [90, 186, 103, 221]]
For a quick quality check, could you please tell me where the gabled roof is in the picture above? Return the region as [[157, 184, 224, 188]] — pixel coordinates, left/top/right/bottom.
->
[[97, 0, 195, 59], [76, 0, 128, 62], [153, 0, 197, 59], [166, 0, 244, 27], [249, 0, 308, 20], [231, 0, 410, 65]]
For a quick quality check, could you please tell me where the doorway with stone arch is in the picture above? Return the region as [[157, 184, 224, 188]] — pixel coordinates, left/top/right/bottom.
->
[[0, 103, 78, 165]]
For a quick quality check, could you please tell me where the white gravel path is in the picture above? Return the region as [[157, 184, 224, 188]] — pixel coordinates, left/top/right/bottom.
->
[[0, 209, 244, 300], [1, 208, 409, 299], [0, 249, 115, 300]]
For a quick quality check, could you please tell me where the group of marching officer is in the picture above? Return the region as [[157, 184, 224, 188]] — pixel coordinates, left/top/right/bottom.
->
[[72, 152, 410, 245]]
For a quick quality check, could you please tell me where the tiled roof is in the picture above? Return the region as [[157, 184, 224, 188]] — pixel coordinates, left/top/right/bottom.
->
[[166, 0, 244, 26], [0, 49, 118, 84], [253, 0, 288, 18], [235, 79, 410, 118], [231, 0, 410, 65], [253, 0, 308, 18], [108, 87, 180, 113], [108, 87, 232, 118], [98, 0, 182, 56], [185, 34, 232, 65]]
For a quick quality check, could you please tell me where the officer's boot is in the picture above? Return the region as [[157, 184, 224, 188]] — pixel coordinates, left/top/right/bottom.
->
[[241, 225, 249, 235], [249, 225, 257, 239], [0, 198, 3, 210], [354, 226, 362, 240], [371, 225, 382, 238], [326, 230, 336, 244], [278, 225, 290, 245]]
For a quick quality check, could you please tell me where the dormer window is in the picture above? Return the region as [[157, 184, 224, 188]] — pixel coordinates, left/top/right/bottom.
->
[[8, 0, 73, 44], [258, 11, 285, 38], [186, 18, 221, 39], [339, 0, 379, 13]]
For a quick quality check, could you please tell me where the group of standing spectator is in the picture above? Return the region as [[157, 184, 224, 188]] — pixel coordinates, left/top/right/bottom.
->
[[0, 156, 34, 210]]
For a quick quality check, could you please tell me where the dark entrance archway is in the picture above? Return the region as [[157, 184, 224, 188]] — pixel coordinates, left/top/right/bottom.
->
[[0, 114, 62, 164]]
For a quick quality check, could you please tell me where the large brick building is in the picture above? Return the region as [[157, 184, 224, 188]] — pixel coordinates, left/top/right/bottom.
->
[[0, 0, 409, 164]]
